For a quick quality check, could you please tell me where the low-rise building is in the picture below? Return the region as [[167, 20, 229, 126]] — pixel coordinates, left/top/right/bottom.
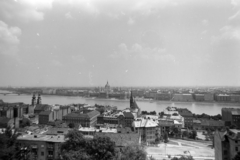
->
[[63, 110, 100, 127], [17, 134, 64, 160], [177, 108, 193, 129], [214, 129, 240, 160], [97, 111, 134, 128], [38, 111, 54, 125], [133, 118, 159, 143], [204, 93, 214, 102], [222, 108, 240, 128]]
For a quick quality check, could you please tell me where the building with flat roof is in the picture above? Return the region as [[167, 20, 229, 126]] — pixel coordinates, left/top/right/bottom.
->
[[17, 134, 64, 160], [63, 110, 100, 127], [222, 108, 240, 128]]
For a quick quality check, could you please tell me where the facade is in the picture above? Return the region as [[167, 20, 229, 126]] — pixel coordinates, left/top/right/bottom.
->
[[34, 105, 51, 114], [194, 94, 204, 101], [215, 94, 231, 102], [204, 93, 214, 102], [230, 95, 240, 103], [63, 110, 100, 127], [177, 108, 193, 129], [172, 94, 194, 102], [97, 111, 134, 128], [38, 111, 54, 125], [214, 129, 240, 160], [17, 134, 64, 160], [200, 119, 224, 130], [133, 118, 159, 143], [156, 93, 172, 101], [222, 108, 240, 128]]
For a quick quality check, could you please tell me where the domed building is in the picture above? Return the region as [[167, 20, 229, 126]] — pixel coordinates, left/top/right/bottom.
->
[[104, 81, 111, 93]]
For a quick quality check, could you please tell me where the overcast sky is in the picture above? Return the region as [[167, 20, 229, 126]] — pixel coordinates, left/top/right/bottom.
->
[[0, 0, 240, 87]]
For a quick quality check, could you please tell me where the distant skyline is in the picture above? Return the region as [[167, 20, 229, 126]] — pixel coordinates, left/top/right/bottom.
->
[[1, 0, 240, 87]]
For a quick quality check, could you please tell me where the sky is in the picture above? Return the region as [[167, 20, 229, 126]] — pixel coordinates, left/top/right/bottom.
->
[[0, 0, 240, 87]]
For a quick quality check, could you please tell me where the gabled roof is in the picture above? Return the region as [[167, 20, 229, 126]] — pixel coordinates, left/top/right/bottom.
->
[[123, 112, 134, 118], [133, 118, 158, 128], [64, 110, 100, 119], [34, 104, 50, 111]]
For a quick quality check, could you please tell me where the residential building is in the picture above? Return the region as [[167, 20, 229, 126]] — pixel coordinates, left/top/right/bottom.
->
[[17, 134, 64, 160], [132, 118, 159, 143], [63, 110, 100, 127], [156, 93, 172, 101], [177, 108, 193, 129], [172, 94, 194, 102], [39, 111, 54, 125], [222, 108, 240, 128], [34, 104, 51, 114], [194, 94, 204, 101], [214, 129, 240, 160], [200, 119, 225, 130], [204, 93, 214, 102], [97, 111, 134, 128], [215, 94, 231, 102]]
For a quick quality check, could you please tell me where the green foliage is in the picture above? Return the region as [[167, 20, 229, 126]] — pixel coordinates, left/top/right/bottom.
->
[[0, 126, 20, 160], [163, 132, 168, 143], [141, 111, 156, 115], [61, 129, 116, 160], [20, 118, 31, 128], [117, 145, 147, 160], [182, 131, 189, 138], [68, 123, 75, 128], [232, 152, 240, 160], [171, 156, 194, 160], [61, 129, 149, 160]]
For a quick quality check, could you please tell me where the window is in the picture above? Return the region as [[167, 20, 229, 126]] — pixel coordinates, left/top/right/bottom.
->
[[236, 147, 238, 152], [41, 152, 44, 156]]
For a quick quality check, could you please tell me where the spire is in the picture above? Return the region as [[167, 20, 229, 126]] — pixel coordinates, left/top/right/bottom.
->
[[31, 93, 36, 105], [130, 90, 134, 109], [37, 93, 41, 105]]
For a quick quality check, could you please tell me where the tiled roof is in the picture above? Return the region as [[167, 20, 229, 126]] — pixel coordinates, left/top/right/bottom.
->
[[201, 120, 224, 127], [133, 119, 158, 128], [96, 133, 140, 147], [64, 110, 100, 119], [34, 104, 50, 111], [123, 112, 134, 118]]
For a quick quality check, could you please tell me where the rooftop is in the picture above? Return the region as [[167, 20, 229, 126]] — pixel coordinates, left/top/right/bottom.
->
[[17, 134, 65, 142]]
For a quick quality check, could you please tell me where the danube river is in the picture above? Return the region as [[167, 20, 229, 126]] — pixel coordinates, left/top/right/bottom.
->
[[0, 90, 239, 115]]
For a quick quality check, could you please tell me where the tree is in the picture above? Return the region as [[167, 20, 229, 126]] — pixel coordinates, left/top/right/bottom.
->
[[163, 131, 168, 143], [232, 151, 240, 160], [20, 118, 31, 128], [117, 145, 147, 160], [171, 156, 194, 160], [191, 130, 197, 139], [87, 136, 116, 160], [0, 126, 20, 160], [68, 123, 75, 128], [182, 131, 189, 138], [60, 129, 117, 160]]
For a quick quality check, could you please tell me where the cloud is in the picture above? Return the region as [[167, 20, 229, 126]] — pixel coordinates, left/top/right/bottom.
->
[[110, 43, 175, 63], [65, 12, 73, 19], [51, 59, 63, 67], [0, 21, 21, 55], [0, 0, 53, 22], [71, 55, 86, 63], [127, 17, 135, 25], [202, 19, 209, 26]]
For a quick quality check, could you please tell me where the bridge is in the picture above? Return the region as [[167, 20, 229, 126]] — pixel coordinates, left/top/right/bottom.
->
[[0, 92, 21, 96]]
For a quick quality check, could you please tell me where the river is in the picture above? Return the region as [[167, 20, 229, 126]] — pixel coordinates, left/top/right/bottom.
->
[[0, 90, 239, 115]]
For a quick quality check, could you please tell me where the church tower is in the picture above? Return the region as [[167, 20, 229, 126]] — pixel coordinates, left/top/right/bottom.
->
[[37, 93, 42, 105], [31, 93, 36, 106]]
